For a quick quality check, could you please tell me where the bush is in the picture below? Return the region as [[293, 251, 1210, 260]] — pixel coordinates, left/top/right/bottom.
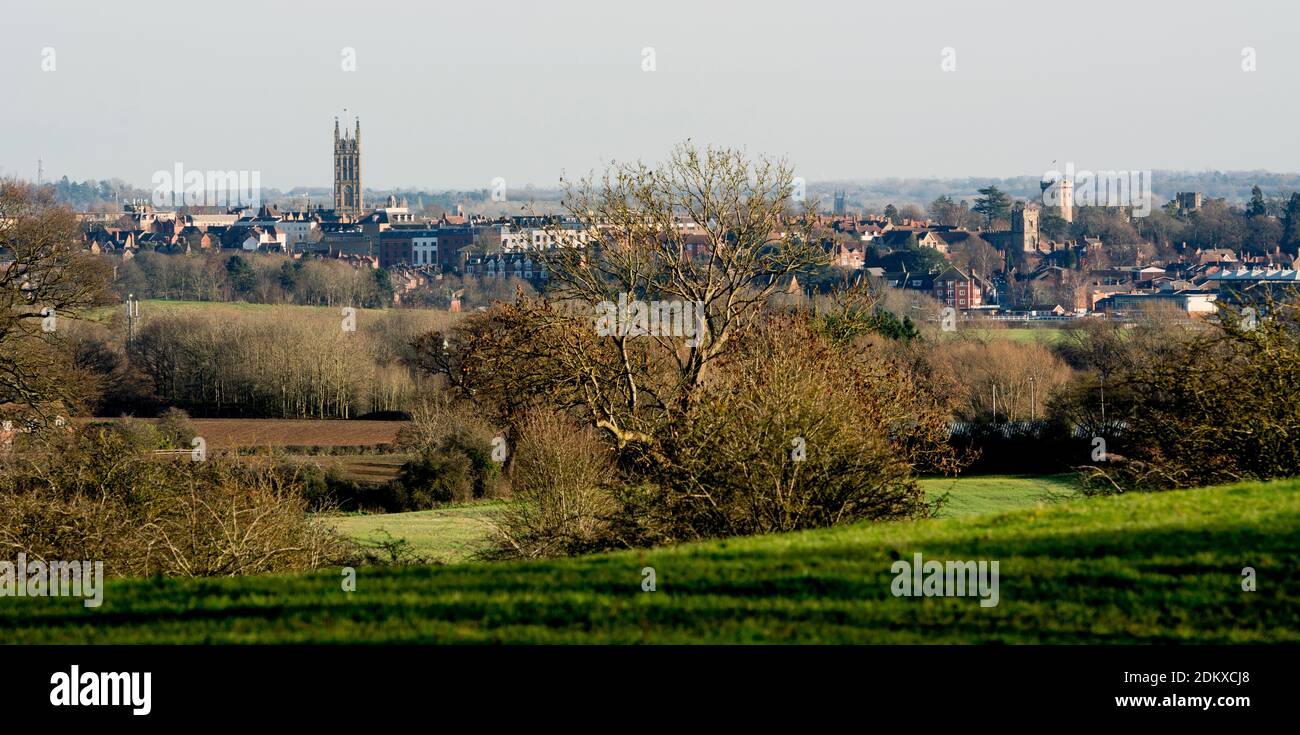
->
[[396, 430, 500, 507], [621, 316, 934, 545], [947, 420, 1088, 475], [487, 411, 617, 559], [1056, 297, 1300, 492], [294, 462, 387, 512], [386, 396, 503, 510], [155, 407, 197, 449], [426, 306, 956, 555], [0, 427, 350, 577]]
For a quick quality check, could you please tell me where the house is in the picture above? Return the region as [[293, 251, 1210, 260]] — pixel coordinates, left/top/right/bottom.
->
[[463, 253, 547, 281], [932, 267, 982, 309], [1196, 248, 1238, 266], [877, 229, 949, 253], [830, 240, 865, 269], [232, 226, 287, 252], [883, 270, 934, 291]]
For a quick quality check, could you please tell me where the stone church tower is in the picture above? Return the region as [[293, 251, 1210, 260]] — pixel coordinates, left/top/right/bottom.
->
[[1011, 205, 1040, 253], [334, 117, 362, 215]]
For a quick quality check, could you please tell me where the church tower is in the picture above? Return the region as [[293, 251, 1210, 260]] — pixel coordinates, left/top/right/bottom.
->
[[1011, 205, 1040, 253], [334, 117, 362, 215]]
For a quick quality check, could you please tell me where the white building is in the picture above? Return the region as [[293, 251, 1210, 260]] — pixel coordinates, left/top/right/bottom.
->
[[413, 235, 437, 266], [239, 226, 287, 252], [500, 225, 593, 252]]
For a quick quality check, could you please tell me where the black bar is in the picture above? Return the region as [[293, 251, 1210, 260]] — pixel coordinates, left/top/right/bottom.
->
[[0, 645, 1287, 724]]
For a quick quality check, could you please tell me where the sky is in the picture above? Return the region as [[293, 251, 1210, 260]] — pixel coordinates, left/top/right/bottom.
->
[[0, 0, 1296, 190]]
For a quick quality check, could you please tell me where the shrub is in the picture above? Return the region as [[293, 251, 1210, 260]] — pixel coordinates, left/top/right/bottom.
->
[[487, 411, 617, 559], [396, 429, 501, 507], [0, 427, 350, 577], [622, 316, 933, 544], [155, 407, 197, 449], [1058, 296, 1300, 492], [395, 395, 496, 454]]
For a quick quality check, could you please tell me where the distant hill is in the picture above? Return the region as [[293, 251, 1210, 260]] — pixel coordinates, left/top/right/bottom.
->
[[812, 171, 1300, 212]]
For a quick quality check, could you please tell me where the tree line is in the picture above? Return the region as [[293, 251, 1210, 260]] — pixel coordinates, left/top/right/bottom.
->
[[115, 251, 394, 308]]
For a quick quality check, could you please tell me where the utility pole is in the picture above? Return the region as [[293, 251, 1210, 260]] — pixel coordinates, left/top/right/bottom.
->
[[1029, 376, 1036, 422], [125, 294, 140, 342], [1100, 373, 1106, 427], [37, 158, 43, 186], [992, 383, 997, 424]]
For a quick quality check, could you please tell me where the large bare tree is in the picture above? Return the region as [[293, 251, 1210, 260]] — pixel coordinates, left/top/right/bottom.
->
[[419, 142, 827, 448]]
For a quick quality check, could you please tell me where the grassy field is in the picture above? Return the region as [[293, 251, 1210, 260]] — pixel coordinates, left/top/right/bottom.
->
[[324, 474, 1081, 564], [953, 326, 1069, 345], [327, 502, 504, 563], [920, 474, 1079, 517], [5, 477, 1295, 643]]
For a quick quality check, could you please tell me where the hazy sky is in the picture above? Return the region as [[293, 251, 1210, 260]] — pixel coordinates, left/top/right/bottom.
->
[[1, 0, 1296, 189]]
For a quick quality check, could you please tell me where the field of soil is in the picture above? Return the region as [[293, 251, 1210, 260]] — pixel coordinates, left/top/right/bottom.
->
[[184, 418, 406, 448]]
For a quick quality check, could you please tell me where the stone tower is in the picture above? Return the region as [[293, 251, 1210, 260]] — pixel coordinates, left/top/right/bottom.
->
[[1057, 178, 1073, 223], [334, 117, 362, 215], [1011, 206, 1040, 253]]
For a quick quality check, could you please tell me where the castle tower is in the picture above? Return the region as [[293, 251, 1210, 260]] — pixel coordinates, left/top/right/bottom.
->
[[1057, 178, 1074, 223], [334, 117, 362, 215], [1011, 206, 1040, 253]]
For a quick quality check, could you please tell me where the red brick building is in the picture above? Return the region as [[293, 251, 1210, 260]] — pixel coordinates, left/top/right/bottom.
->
[[932, 266, 982, 309]]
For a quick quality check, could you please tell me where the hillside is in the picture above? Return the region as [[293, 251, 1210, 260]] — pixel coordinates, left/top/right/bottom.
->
[[3, 478, 1296, 644]]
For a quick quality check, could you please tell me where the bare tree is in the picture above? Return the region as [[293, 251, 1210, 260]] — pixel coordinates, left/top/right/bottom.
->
[[0, 180, 110, 424], [530, 142, 827, 445]]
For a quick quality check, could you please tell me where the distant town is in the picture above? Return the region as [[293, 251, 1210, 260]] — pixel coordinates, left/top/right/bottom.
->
[[56, 121, 1300, 319]]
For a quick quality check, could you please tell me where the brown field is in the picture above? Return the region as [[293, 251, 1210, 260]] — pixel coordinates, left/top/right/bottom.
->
[[288, 454, 410, 483], [186, 418, 407, 448], [90, 417, 410, 449]]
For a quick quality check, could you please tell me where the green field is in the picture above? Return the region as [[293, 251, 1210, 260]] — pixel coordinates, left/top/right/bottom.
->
[[5, 477, 1295, 644], [325, 474, 1079, 564], [327, 502, 504, 563], [953, 326, 1069, 345], [921, 474, 1079, 517]]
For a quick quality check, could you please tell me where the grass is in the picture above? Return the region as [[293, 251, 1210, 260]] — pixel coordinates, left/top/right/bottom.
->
[[953, 326, 1069, 345], [4, 477, 1296, 644], [327, 502, 504, 563], [920, 474, 1079, 517], [322, 474, 1080, 563], [88, 299, 399, 321]]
